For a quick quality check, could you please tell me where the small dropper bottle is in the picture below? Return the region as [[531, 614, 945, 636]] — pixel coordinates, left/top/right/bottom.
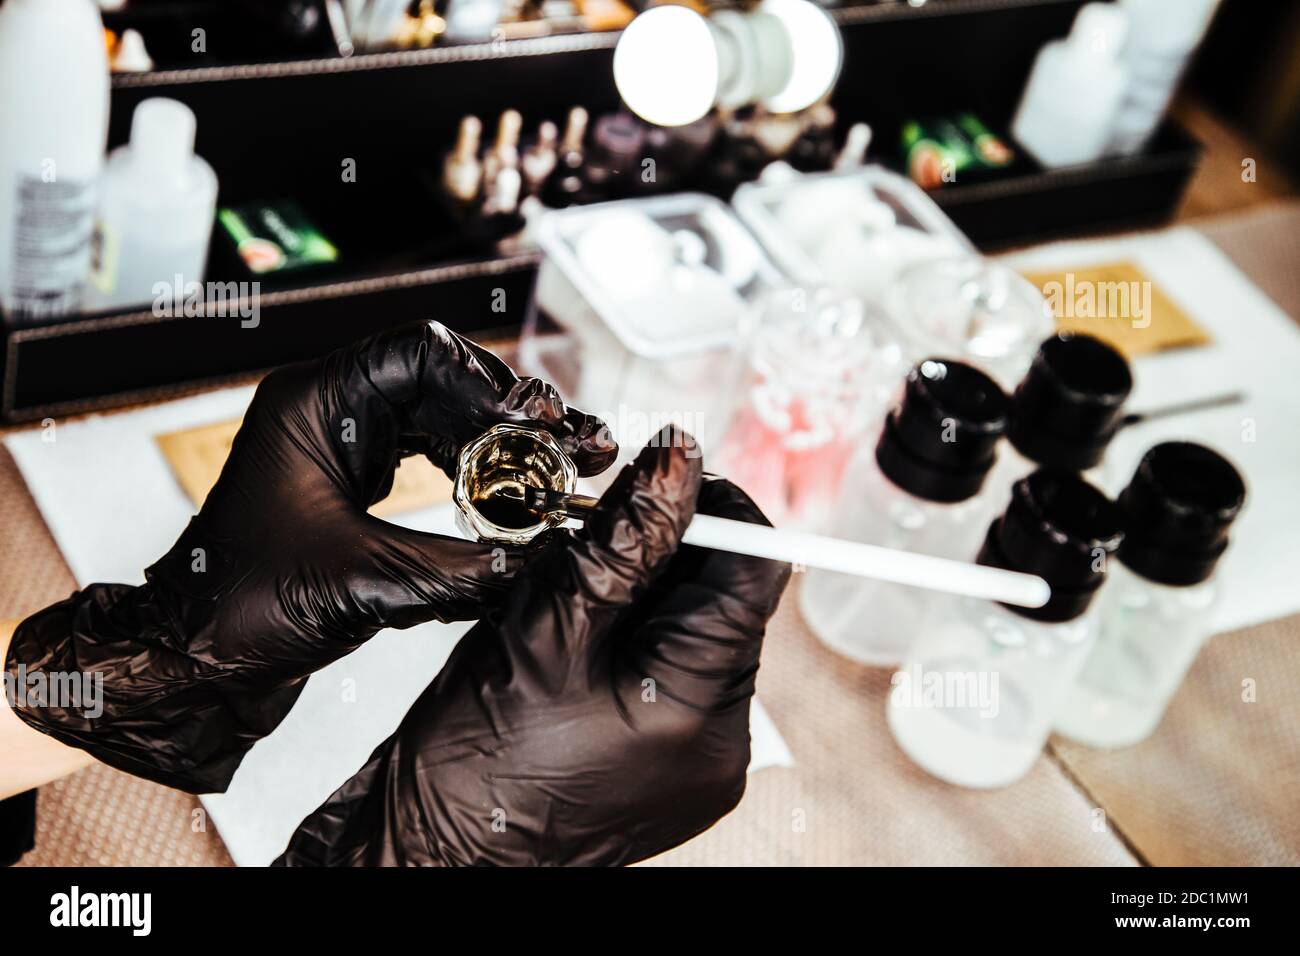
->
[[1055, 441, 1246, 748]]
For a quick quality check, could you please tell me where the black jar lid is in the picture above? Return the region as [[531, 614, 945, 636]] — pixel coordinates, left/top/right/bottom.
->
[[875, 359, 1009, 503], [1117, 442, 1247, 586], [1007, 333, 1133, 471], [978, 469, 1125, 622]]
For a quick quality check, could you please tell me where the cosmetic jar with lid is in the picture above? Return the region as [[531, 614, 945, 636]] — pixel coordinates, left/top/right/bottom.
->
[[523, 193, 785, 477], [800, 358, 1008, 666], [1056, 441, 1246, 748], [887, 470, 1124, 788]]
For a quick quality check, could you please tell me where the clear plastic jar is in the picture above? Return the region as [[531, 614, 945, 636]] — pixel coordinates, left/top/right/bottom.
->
[[800, 358, 1008, 666], [888, 598, 1098, 788], [1055, 441, 1246, 748], [887, 470, 1124, 788], [800, 455, 995, 666], [1055, 564, 1216, 748]]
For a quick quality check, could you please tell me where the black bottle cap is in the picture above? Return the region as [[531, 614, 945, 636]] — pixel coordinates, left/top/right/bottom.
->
[[978, 469, 1125, 622], [875, 359, 1009, 503], [1117, 442, 1246, 586], [1008, 333, 1133, 471]]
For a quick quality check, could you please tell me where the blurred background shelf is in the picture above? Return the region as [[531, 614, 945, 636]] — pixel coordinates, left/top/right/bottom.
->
[[2, 0, 1296, 421]]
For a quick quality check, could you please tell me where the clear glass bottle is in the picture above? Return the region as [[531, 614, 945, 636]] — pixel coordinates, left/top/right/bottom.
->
[[887, 470, 1124, 788], [801, 359, 1009, 666], [713, 287, 905, 530], [993, 331, 1132, 491], [1056, 442, 1246, 748]]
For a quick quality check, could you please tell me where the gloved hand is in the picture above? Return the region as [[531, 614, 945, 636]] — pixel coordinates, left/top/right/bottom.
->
[[4, 321, 616, 794], [275, 427, 791, 866]]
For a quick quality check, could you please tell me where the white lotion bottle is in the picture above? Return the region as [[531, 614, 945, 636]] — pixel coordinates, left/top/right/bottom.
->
[[0, 0, 109, 324], [1109, 0, 1223, 155], [88, 99, 218, 313], [1010, 3, 1129, 168], [1056, 442, 1246, 748]]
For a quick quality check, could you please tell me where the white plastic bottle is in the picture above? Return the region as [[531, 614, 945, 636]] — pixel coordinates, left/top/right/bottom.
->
[[1109, 0, 1223, 155], [887, 470, 1124, 788], [0, 0, 109, 324], [801, 359, 1009, 666], [1010, 3, 1129, 168], [87, 99, 219, 313], [1056, 442, 1246, 748]]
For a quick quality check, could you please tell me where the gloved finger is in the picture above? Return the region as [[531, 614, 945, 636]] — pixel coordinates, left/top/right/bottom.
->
[[340, 514, 523, 629], [496, 426, 703, 666], [629, 476, 791, 713], [326, 322, 617, 503]]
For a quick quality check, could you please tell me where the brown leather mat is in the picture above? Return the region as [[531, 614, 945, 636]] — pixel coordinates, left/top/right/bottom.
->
[[7, 203, 1300, 866]]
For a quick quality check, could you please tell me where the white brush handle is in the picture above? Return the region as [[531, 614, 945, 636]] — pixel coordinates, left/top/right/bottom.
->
[[681, 514, 1050, 609]]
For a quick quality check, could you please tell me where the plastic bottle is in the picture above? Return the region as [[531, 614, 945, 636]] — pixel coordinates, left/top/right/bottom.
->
[[995, 332, 1133, 491], [1056, 442, 1246, 748], [0, 0, 109, 324], [88, 99, 218, 313], [801, 359, 1009, 666], [1109, 0, 1223, 156], [1010, 3, 1129, 168], [888, 470, 1124, 788]]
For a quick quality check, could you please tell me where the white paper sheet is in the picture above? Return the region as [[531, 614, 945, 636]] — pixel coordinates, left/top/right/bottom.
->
[[5, 387, 792, 866]]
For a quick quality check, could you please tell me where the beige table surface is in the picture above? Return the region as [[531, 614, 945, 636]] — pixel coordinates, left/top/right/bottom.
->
[[7, 202, 1300, 867]]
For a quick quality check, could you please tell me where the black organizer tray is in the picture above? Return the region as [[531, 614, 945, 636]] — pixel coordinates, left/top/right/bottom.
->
[[1, 0, 1201, 422]]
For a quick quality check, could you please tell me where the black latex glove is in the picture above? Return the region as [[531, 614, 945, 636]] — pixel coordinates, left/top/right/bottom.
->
[[4, 321, 617, 794], [276, 427, 791, 866]]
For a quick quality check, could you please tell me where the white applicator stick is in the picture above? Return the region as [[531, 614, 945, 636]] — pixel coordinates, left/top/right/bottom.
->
[[508, 487, 1051, 609]]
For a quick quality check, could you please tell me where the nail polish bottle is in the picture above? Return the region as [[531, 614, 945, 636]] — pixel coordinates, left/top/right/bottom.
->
[[443, 115, 484, 209], [800, 359, 1008, 666], [481, 109, 523, 195], [1055, 442, 1246, 748], [887, 470, 1124, 788], [539, 106, 589, 209], [996, 331, 1133, 489], [521, 120, 559, 196]]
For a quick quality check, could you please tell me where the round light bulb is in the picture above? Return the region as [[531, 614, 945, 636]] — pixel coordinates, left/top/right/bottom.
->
[[760, 0, 843, 114], [614, 6, 720, 127]]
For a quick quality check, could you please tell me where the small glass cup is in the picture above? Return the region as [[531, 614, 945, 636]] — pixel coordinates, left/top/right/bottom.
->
[[453, 424, 578, 545]]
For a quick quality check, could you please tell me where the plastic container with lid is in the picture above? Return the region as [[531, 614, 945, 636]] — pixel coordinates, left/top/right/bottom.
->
[[800, 359, 1009, 665], [888, 470, 1125, 788], [1056, 441, 1247, 748], [522, 193, 787, 476], [732, 165, 973, 305]]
